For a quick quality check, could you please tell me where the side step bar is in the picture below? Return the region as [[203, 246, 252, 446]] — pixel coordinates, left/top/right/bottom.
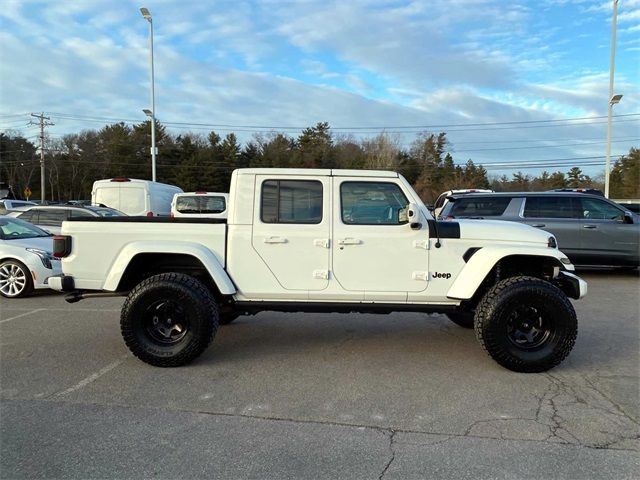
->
[[65, 291, 127, 304]]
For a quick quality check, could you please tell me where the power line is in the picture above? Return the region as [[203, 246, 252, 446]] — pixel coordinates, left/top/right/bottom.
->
[[41, 111, 640, 131], [4, 152, 633, 168], [449, 138, 640, 153]]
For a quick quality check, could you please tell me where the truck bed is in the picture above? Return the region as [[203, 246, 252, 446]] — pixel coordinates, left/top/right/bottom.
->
[[61, 217, 227, 291]]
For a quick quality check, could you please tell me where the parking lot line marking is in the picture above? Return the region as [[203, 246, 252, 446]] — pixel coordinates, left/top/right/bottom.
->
[[54, 354, 129, 397], [42, 308, 121, 313], [0, 308, 46, 324]]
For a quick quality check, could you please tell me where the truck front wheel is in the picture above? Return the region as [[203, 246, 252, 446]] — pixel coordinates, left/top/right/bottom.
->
[[121, 273, 219, 367], [474, 276, 577, 373]]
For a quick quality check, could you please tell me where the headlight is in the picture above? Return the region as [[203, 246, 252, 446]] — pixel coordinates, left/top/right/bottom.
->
[[26, 248, 54, 269]]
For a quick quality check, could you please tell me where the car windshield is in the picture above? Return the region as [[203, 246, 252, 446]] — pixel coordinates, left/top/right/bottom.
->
[[86, 207, 126, 217], [0, 217, 52, 240]]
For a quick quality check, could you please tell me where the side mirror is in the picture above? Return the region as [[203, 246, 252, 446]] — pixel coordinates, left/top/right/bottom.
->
[[623, 212, 634, 224], [404, 203, 422, 229], [407, 203, 419, 221]]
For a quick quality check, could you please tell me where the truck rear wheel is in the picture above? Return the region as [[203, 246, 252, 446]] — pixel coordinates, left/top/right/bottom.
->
[[121, 273, 219, 367], [474, 275, 577, 373]]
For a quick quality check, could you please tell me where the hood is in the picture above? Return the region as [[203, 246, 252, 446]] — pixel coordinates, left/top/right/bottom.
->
[[456, 219, 552, 245], [1, 236, 54, 253]]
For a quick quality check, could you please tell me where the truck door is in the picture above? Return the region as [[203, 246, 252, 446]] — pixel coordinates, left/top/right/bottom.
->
[[331, 178, 430, 297], [252, 175, 330, 291]]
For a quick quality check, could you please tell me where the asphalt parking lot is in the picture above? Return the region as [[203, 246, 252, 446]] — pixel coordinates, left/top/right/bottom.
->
[[1, 270, 638, 479]]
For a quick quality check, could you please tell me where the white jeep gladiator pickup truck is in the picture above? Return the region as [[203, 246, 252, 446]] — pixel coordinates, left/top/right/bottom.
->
[[50, 168, 587, 372]]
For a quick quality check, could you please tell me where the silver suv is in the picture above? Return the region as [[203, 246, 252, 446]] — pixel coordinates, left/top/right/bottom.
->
[[440, 192, 639, 267]]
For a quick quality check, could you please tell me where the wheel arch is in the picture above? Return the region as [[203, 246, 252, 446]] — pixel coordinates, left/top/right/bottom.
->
[[447, 247, 571, 301], [103, 241, 236, 296]]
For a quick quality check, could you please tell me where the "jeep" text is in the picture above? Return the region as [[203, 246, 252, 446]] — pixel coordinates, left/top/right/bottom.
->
[[432, 272, 452, 279]]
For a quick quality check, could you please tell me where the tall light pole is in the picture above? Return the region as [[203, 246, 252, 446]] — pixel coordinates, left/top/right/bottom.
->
[[140, 7, 157, 182], [604, 0, 619, 199]]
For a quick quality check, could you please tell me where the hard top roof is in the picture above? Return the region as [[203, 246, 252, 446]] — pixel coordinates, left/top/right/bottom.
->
[[235, 168, 398, 178], [447, 191, 608, 200]]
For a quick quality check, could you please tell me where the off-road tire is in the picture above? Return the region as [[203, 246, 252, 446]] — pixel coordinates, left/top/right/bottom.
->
[[474, 275, 577, 373], [121, 273, 219, 367], [0, 259, 34, 298], [446, 311, 474, 329]]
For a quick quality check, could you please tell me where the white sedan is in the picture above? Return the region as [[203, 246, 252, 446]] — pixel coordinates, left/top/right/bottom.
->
[[0, 216, 62, 298]]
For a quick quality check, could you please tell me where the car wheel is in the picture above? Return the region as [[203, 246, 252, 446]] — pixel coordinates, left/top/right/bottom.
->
[[446, 311, 474, 329], [0, 260, 34, 298], [474, 275, 577, 373], [121, 272, 219, 367]]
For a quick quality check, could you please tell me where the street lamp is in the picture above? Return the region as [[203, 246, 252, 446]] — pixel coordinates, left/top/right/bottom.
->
[[604, 0, 619, 199], [140, 6, 157, 182]]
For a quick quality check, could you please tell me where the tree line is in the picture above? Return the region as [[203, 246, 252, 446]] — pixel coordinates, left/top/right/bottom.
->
[[1, 122, 638, 203]]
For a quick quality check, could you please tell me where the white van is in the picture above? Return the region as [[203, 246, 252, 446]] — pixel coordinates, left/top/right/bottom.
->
[[170, 192, 229, 219], [92, 178, 183, 217]]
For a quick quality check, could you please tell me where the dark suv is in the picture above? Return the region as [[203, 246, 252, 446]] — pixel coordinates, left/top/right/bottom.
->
[[439, 192, 639, 267]]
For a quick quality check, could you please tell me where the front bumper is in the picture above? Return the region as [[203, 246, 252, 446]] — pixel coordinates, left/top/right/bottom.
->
[[557, 271, 587, 300]]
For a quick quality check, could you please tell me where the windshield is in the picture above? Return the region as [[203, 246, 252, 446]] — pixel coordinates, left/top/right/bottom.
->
[[0, 217, 52, 240]]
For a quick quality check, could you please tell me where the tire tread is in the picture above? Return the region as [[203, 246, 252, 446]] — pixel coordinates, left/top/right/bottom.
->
[[120, 272, 218, 367], [474, 275, 577, 373]]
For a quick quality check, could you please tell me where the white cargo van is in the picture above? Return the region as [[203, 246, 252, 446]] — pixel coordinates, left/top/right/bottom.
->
[[170, 192, 229, 219], [92, 178, 183, 217]]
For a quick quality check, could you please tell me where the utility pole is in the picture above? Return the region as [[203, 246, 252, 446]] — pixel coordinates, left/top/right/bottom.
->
[[604, 0, 619, 199], [29, 112, 54, 202]]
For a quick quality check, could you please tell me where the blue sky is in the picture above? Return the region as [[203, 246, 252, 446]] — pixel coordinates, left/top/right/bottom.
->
[[0, 0, 638, 176]]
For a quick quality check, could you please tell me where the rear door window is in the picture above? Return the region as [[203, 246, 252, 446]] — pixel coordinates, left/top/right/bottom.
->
[[523, 197, 580, 218], [449, 197, 511, 217], [37, 209, 68, 226], [261, 180, 323, 224], [18, 210, 37, 223]]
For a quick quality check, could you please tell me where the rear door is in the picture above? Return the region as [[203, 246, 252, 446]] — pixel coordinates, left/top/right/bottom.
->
[[578, 197, 639, 265], [94, 186, 120, 211], [521, 196, 582, 257], [120, 185, 149, 216], [251, 175, 330, 291]]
